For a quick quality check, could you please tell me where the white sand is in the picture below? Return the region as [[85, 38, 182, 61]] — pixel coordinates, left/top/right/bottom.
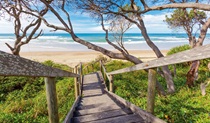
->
[[20, 50, 168, 67]]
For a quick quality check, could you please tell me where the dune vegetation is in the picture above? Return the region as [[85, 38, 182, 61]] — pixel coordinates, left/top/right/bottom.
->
[[0, 45, 210, 123], [0, 61, 75, 123]]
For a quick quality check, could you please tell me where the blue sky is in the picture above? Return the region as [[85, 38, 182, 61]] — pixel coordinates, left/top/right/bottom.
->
[[0, 10, 207, 34]]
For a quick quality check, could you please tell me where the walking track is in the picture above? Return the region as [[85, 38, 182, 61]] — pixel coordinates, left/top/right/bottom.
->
[[71, 72, 145, 123]]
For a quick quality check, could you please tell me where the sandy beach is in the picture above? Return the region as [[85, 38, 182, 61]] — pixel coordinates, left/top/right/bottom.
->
[[20, 50, 168, 67]]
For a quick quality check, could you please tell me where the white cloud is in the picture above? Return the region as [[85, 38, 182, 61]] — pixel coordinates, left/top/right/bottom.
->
[[141, 13, 176, 33], [0, 11, 209, 34]]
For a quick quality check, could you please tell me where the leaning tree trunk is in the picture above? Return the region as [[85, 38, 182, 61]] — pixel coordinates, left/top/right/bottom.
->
[[186, 38, 201, 87], [40, 0, 173, 95], [186, 60, 200, 87], [138, 18, 175, 93], [186, 18, 210, 87]]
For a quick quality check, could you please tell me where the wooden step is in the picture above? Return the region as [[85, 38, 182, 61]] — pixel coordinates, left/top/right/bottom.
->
[[72, 108, 132, 123], [86, 114, 145, 123], [75, 104, 121, 116], [81, 94, 110, 101], [77, 102, 122, 110], [79, 95, 116, 106]]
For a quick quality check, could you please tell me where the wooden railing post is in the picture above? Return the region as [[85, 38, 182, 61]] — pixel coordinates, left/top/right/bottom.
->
[[103, 71, 106, 82], [100, 61, 106, 82], [147, 69, 157, 114], [45, 77, 59, 123], [91, 64, 94, 71], [74, 67, 79, 98], [100, 60, 102, 73], [87, 66, 89, 73], [79, 63, 83, 96], [109, 75, 114, 92]]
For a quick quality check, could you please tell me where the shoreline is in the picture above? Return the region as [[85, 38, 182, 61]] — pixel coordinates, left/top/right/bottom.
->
[[20, 50, 168, 67]]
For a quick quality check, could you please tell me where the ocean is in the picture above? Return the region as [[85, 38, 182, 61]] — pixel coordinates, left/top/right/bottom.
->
[[0, 33, 210, 52]]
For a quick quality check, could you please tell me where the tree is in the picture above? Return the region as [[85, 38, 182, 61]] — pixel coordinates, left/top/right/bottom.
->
[[165, 9, 206, 47], [165, 6, 207, 87], [34, 0, 174, 94], [8, 0, 210, 94], [109, 5, 135, 54], [38, 0, 210, 94], [0, 0, 47, 56]]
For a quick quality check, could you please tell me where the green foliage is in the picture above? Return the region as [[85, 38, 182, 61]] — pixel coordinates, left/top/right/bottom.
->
[[165, 9, 206, 29], [167, 44, 191, 55], [0, 61, 75, 123], [43, 60, 72, 71], [94, 55, 109, 63], [119, 3, 141, 15]]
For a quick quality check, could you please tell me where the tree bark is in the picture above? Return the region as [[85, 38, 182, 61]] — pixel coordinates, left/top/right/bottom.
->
[[186, 18, 210, 87], [186, 60, 200, 87], [137, 17, 175, 93], [147, 69, 157, 114]]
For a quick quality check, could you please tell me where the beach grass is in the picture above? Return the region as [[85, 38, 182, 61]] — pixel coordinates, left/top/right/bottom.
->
[[0, 61, 75, 123]]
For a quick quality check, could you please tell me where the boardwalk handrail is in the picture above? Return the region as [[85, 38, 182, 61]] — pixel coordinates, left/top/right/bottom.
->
[[0, 51, 79, 77], [0, 51, 80, 123], [107, 44, 210, 75], [63, 44, 210, 121], [100, 60, 111, 82], [95, 44, 210, 116]]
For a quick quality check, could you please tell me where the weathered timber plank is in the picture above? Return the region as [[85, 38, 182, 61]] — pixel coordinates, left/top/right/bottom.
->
[[108, 44, 210, 75], [101, 63, 111, 81], [97, 71, 109, 91], [79, 94, 117, 107], [72, 108, 132, 123], [87, 114, 144, 123], [0, 51, 79, 77], [77, 102, 119, 110], [74, 67, 79, 98], [63, 96, 81, 123], [75, 105, 121, 116], [109, 75, 114, 92], [45, 77, 59, 123], [147, 69, 157, 114], [106, 90, 166, 123]]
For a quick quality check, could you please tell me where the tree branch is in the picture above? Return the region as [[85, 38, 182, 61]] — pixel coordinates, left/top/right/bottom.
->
[[139, 0, 149, 10], [24, 19, 42, 43], [5, 43, 14, 51], [100, 14, 127, 54], [32, 29, 43, 39], [119, 3, 210, 15], [40, 0, 71, 32], [196, 18, 210, 47]]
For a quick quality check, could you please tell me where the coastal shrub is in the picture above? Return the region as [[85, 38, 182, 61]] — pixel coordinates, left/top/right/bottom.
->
[[83, 55, 111, 74], [0, 61, 75, 123], [43, 60, 71, 71], [167, 44, 191, 55], [94, 54, 110, 63]]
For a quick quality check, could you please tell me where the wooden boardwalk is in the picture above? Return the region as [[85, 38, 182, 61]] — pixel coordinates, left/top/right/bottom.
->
[[70, 72, 145, 123], [2, 44, 210, 123]]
